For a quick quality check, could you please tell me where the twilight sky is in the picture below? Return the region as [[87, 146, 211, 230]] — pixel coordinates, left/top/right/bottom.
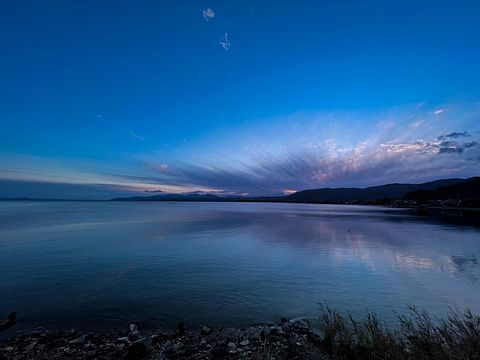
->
[[1, 0, 480, 199]]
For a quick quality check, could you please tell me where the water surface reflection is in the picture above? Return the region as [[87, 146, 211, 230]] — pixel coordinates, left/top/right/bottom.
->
[[0, 202, 478, 331]]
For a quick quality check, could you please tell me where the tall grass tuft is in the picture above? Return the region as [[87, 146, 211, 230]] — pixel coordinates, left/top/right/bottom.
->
[[318, 304, 480, 359]]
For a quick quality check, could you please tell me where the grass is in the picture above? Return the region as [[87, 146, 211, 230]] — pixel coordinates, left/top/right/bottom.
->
[[318, 305, 480, 360]]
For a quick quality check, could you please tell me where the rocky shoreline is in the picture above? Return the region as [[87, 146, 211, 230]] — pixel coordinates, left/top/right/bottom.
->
[[3, 307, 478, 359], [0, 318, 327, 359]]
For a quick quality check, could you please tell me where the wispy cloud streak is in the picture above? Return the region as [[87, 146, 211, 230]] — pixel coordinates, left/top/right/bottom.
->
[[129, 129, 144, 141], [139, 101, 480, 194]]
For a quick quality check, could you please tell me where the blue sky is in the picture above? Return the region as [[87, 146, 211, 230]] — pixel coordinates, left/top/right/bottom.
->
[[1, 0, 479, 198]]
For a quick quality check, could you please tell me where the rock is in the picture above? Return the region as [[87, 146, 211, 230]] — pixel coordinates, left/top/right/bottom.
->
[[289, 317, 309, 327], [68, 334, 86, 345], [125, 342, 149, 360], [133, 336, 152, 351], [129, 321, 138, 333], [0, 317, 328, 360], [150, 334, 160, 346], [276, 349, 290, 360], [219, 327, 241, 339], [0, 312, 16, 333], [128, 321, 139, 339], [24, 341, 37, 352], [177, 322, 186, 337], [201, 326, 212, 335], [288, 318, 312, 333], [211, 340, 228, 359], [244, 326, 263, 340], [117, 336, 129, 343], [307, 332, 323, 347]]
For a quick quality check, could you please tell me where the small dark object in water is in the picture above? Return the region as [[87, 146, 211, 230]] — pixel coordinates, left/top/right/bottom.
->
[[177, 322, 186, 337], [0, 312, 16, 332]]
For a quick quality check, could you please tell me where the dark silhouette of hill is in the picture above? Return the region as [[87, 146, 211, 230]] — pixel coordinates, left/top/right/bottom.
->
[[284, 178, 466, 203], [404, 177, 480, 202]]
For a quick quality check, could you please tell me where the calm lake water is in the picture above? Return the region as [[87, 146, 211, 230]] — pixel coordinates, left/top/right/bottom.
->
[[0, 201, 479, 332]]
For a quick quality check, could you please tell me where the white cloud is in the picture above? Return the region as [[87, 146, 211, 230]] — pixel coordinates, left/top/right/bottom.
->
[[202, 8, 215, 21], [219, 33, 231, 50]]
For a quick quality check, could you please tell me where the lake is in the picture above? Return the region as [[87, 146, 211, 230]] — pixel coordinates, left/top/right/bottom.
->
[[0, 201, 479, 332]]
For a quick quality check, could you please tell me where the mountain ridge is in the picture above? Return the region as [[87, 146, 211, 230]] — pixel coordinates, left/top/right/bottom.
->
[[285, 178, 467, 202], [111, 177, 478, 203]]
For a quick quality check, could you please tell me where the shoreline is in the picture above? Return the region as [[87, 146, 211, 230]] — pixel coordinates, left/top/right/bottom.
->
[[0, 318, 327, 359], [1, 307, 479, 359]]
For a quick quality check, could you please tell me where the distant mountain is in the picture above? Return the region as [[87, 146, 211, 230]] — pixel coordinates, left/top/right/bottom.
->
[[0, 197, 81, 201], [285, 178, 467, 203], [404, 177, 480, 201], [111, 193, 227, 202], [4, 177, 477, 203], [0, 197, 35, 201], [111, 177, 477, 203]]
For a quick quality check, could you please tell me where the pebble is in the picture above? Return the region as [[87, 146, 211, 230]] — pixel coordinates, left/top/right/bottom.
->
[[201, 325, 212, 335], [24, 341, 37, 352]]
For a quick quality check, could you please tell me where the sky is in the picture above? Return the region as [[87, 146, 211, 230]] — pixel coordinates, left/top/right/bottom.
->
[[1, 0, 480, 199]]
